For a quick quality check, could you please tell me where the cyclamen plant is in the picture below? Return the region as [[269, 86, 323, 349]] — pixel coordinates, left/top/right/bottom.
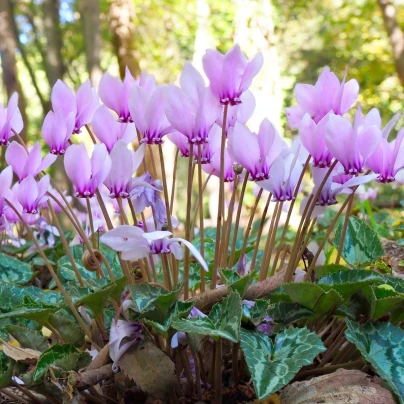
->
[[0, 44, 403, 403]]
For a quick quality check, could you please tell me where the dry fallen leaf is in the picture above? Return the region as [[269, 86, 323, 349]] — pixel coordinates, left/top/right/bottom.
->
[[1, 338, 40, 363], [119, 340, 176, 400], [280, 369, 396, 404]]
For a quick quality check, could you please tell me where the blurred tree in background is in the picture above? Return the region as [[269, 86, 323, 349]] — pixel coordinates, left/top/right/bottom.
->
[[0, 0, 403, 141]]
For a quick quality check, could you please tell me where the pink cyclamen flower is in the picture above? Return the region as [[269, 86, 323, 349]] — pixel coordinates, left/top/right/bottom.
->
[[129, 85, 172, 144], [167, 132, 190, 157], [99, 68, 136, 122], [366, 127, 404, 183], [104, 141, 145, 198], [202, 44, 263, 105], [299, 113, 333, 168], [165, 62, 222, 144], [64, 143, 111, 198], [171, 307, 207, 348], [286, 66, 359, 129], [110, 319, 143, 372], [5, 141, 56, 182], [100, 225, 208, 271], [42, 109, 75, 155], [228, 119, 284, 181], [0, 167, 13, 226], [0, 93, 23, 146], [51, 79, 99, 134], [92, 105, 137, 152], [325, 112, 382, 175], [201, 145, 235, 182], [16, 175, 50, 214], [258, 151, 303, 201]]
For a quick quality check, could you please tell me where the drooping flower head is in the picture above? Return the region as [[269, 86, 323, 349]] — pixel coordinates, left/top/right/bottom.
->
[[51, 79, 99, 134], [5, 142, 56, 182], [42, 109, 75, 155], [202, 44, 263, 105], [286, 66, 359, 129], [129, 86, 172, 144], [0, 93, 23, 146], [325, 111, 382, 175], [100, 225, 208, 271], [228, 119, 284, 181], [16, 175, 50, 214], [165, 62, 222, 144], [104, 141, 145, 198], [64, 143, 111, 198], [92, 106, 137, 152], [99, 68, 136, 122]]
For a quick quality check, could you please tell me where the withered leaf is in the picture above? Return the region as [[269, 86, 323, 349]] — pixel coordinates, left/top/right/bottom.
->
[[280, 369, 396, 404], [1, 338, 40, 363], [119, 340, 176, 399]]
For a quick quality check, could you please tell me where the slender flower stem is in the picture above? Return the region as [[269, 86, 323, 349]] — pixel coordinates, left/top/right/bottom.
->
[[95, 189, 114, 230], [197, 144, 205, 292], [4, 199, 98, 349], [183, 144, 194, 299], [212, 105, 228, 289], [239, 188, 263, 259], [305, 196, 352, 281], [158, 144, 173, 232], [11, 128, 28, 152], [86, 198, 96, 247], [221, 175, 240, 268], [47, 201, 85, 287], [161, 254, 173, 291], [170, 149, 180, 215], [127, 198, 138, 226], [214, 338, 223, 404], [148, 144, 158, 177], [117, 198, 129, 225], [85, 124, 98, 144], [228, 174, 248, 268], [191, 170, 213, 232], [250, 193, 272, 272], [336, 193, 355, 264], [191, 351, 203, 401]]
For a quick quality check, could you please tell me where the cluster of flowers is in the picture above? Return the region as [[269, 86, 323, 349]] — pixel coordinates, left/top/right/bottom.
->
[[0, 44, 402, 263]]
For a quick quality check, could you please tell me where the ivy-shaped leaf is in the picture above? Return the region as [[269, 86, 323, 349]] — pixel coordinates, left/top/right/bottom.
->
[[269, 302, 315, 327], [333, 217, 384, 266], [318, 269, 384, 298], [0, 351, 13, 388], [143, 301, 195, 337], [48, 310, 85, 347], [0, 253, 32, 284], [314, 264, 349, 279], [33, 344, 91, 381], [240, 327, 325, 399], [242, 299, 271, 325], [362, 285, 404, 321], [6, 325, 49, 352], [128, 282, 183, 314], [75, 276, 127, 315], [282, 283, 344, 314], [220, 269, 254, 298], [172, 291, 242, 342], [345, 320, 404, 403]]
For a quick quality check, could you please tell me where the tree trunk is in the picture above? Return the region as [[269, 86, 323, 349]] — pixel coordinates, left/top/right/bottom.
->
[[42, 0, 65, 86], [0, 0, 28, 140], [79, 0, 102, 86], [378, 0, 404, 86], [108, 0, 141, 79]]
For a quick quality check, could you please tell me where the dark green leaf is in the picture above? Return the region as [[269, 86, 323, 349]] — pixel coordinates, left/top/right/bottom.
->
[[172, 291, 242, 342], [269, 302, 315, 326], [0, 352, 13, 388], [314, 264, 348, 279], [6, 325, 49, 352], [48, 311, 85, 347], [240, 327, 325, 399]]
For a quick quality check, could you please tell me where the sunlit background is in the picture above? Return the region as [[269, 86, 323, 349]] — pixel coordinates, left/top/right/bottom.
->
[[1, 0, 404, 219]]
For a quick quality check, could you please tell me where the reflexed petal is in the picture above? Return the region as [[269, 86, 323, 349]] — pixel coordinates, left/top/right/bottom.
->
[[100, 225, 146, 251], [239, 52, 264, 93], [340, 79, 360, 114], [357, 126, 382, 161], [99, 73, 122, 113], [5, 141, 27, 181], [64, 144, 91, 192], [202, 50, 224, 98], [170, 237, 208, 271], [142, 231, 172, 242], [285, 105, 305, 129], [51, 80, 76, 117], [294, 84, 316, 117], [180, 62, 205, 104], [128, 85, 149, 134], [17, 176, 38, 210], [92, 106, 119, 152], [121, 246, 151, 260], [222, 45, 246, 98]]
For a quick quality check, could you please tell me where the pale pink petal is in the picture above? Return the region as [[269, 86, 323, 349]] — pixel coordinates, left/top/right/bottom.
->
[[357, 126, 382, 161], [202, 50, 224, 98], [340, 79, 360, 114], [51, 80, 76, 116], [0, 166, 13, 195], [128, 85, 148, 134], [92, 106, 120, 152], [64, 144, 91, 192], [286, 105, 305, 129], [294, 84, 317, 117], [17, 176, 38, 211], [142, 231, 172, 242], [222, 45, 246, 100], [383, 112, 401, 139], [170, 237, 208, 271], [132, 143, 145, 172], [239, 52, 264, 93], [180, 62, 205, 104], [121, 246, 151, 261], [5, 141, 27, 181], [99, 73, 122, 113], [100, 225, 146, 251], [38, 153, 57, 173], [7, 93, 23, 134]]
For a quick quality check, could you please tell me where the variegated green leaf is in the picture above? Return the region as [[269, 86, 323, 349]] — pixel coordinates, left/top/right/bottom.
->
[[269, 302, 315, 326], [318, 269, 384, 298], [345, 320, 404, 403], [6, 325, 49, 352], [0, 253, 32, 284], [240, 327, 325, 399], [172, 291, 242, 342], [333, 217, 384, 266], [33, 344, 91, 381], [242, 299, 271, 324]]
